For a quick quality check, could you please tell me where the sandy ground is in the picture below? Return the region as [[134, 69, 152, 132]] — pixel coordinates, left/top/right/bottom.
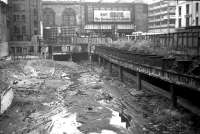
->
[[0, 60, 200, 134]]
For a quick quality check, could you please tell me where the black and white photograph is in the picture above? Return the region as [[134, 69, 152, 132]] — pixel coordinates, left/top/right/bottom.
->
[[0, 0, 200, 133]]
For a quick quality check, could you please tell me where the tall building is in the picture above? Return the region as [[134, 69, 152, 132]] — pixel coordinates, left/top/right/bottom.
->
[[8, 0, 41, 54], [134, 2, 148, 32], [148, 0, 176, 33], [175, 1, 200, 30], [0, 0, 9, 58]]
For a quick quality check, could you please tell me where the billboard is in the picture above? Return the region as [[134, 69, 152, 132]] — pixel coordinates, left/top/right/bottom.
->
[[1, 0, 8, 4], [94, 10, 131, 22]]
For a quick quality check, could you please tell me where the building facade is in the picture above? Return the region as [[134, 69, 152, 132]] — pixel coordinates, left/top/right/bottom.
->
[[8, 0, 41, 55], [42, 1, 148, 39], [42, 0, 84, 55], [0, 0, 9, 58], [84, 2, 147, 38], [41, 1, 148, 55], [42, 1, 82, 43], [175, 1, 200, 30], [148, 0, 176, 33]]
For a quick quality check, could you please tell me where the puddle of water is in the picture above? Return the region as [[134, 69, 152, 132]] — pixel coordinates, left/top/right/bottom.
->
[[89, 130, 117, 134], [98, 100, 132, 129], [110, 109, 126, 128], [50, 112, 83, 134]]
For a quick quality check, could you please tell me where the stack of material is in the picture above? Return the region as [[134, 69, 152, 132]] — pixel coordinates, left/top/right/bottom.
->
[[0, 79, 13, 114]]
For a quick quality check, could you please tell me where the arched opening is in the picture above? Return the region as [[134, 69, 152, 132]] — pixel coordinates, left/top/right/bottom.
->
[[43, 8, 55, 27], [62, 8, 76, 26]]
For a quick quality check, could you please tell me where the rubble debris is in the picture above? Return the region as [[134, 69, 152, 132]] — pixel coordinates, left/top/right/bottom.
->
[[0, 60, 199, 134]]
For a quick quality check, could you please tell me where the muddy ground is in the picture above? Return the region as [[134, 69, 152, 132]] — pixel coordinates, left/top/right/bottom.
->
[[0, 60, 200, 134]]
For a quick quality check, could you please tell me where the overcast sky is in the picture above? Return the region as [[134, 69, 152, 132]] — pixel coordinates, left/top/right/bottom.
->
[[42, 0, 154, 4]]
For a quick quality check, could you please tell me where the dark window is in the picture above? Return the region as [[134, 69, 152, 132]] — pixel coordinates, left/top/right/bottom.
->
[[22, 26, 26, 34], [29, 46, 34, 53], [34, 8, 38, 15], [21, 15, 25, 22], [34, 20, 38, 27], [196, 17, 199, 26], [179, 18, 181, 27], [178, 6, 181, 16], [34, 30, 38, 35], [186, 17, 190, 27], [13, 15, 20, 22], [186, 4, 189, 14], [14, 25, 20, 33], [170, 19, 175, 24], [196, 3, 199, 12]]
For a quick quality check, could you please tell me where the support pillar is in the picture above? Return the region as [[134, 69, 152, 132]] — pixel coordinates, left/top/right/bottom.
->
[[137, 72, 141, 90], [102, 58, 106, 66], [109, 62, 112, 75], [89, 54, 93, 69], [14, 47, 17, 60], [170, 84, 177, 107], [119, 66, 123, 82], [69, 53, 73, 61], [89, 54, 92, 63]]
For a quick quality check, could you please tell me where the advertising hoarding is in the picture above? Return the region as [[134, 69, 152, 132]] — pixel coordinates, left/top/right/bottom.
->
[[1, 0, 8, 4], [94, 10, 131, 22]]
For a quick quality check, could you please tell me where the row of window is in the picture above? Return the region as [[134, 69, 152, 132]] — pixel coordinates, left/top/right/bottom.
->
[[13, 14, 25, 22], [149, 13, 175, 20], [12, 4, 25, 11], [149, 7, 176, 14], [10, 35, 30, 41], [149, 19, 175, 26], [178, 3, 199, 16], [13, 25, 26, 34], [178, 17, 199, 27], [148, 0, 168, 8]]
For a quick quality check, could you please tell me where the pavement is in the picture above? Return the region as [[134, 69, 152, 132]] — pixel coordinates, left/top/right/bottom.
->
[[0, 60, 199, 134]]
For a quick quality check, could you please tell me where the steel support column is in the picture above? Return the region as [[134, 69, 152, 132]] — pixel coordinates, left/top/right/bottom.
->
[[170, 84, 177, 107]]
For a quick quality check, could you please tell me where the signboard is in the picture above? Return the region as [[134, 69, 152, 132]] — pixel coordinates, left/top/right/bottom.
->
[[1, 0, 8, 4], [94, 10, 131, 22]]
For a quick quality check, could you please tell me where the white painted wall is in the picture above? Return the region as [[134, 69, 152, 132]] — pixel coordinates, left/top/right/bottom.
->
[[1, 88, 14, 114], [175, 1, 200, 28]]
